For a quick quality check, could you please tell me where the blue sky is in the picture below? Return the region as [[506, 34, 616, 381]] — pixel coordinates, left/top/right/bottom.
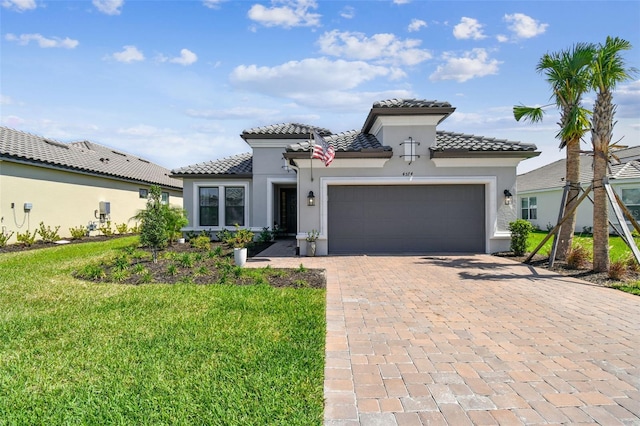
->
[[1, 0, 639, 174]]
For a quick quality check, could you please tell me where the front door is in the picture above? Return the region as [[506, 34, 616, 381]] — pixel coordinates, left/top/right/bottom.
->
[[279, 188, 297, 236]]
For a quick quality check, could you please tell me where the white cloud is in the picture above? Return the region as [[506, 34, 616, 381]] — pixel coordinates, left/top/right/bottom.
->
[[408, 19, 426, 32], [230, 57, 394, 96], [186, 106, 279, 120], [5, 33, 79, 49], [170, 49, 198, 66], [0, 94, 12, 105], [109, 45, 144, 63], [504, 13, 548, 39], [453, 17, 486, 40], [393, 0, 410, 4], [202, 0, 225, 9], [496, 34, 509, 43], [247, 0, 320, 28], [614, 79, 640, 118], [429, 48, 501, 82], [1, 0, 36, 12], [340, 5, 354, 19], [318, 30, 432, 66], [93, 0, 124, 15]]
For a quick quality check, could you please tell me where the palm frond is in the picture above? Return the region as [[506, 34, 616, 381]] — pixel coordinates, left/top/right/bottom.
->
[[513, 105, 545, 123]]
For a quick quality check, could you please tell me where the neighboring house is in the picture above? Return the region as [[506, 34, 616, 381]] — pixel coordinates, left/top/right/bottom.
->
[[172, 99, 539, 256], [0, 127, 183, 244], [517, 146, 640, 232]]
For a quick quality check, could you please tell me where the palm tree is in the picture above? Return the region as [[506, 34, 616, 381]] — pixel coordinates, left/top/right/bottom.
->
[[590, 36, 635, 272], [514, 43, 594, 260]]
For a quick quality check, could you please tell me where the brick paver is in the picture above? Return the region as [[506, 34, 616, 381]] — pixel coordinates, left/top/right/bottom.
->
[[250, 247, 640, 425]]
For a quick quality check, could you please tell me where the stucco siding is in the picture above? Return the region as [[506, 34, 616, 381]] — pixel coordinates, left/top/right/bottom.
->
[[1, 161, 182, 244]]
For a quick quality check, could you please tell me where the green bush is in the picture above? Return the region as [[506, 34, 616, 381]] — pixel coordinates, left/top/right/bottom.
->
[[69, 225, 87, 240], [16, 230, 38, 246], [0, 230, 14, 247], [258, 227, 275, 243], [216, 228, 232, 245], [38, 222, 60, 243], [229, 224, 254, 249], [116, 223, 129, 234], [135, 186, 168, 263], [98, 221, 113, 237], [190, 234, 211, 252], [508, 219, 533, 256]]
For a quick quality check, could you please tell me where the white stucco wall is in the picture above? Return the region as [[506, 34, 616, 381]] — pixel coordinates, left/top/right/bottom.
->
[[0, 161, 182, 244]]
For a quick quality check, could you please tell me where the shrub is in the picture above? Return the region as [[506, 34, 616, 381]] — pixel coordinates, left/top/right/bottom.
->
[[0, 230, 14, 247], [216, 228, 233, 245], [508, 219, 533, 256], [608, 259, 628, 281], [77, 263, 106, 280], [190, 234, 211, 252], [116, 223, 129, 234], [229, 224, 254, 249], [16, 230, 38, 246], [178, 253, 194, 268], [98, 221, 114, 237], [135, 186, 168, 263], [258, 227, 275, 243], [38, 222, 60, 243], [162, 205, 188, 245], [166, 264, 178, 276], [69, 225, 87, 240], [566, 243, 592, 269], [625, 254, 640, 273]]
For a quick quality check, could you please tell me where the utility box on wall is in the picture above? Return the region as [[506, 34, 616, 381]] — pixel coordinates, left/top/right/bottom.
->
[[99, 201, 110, 215]]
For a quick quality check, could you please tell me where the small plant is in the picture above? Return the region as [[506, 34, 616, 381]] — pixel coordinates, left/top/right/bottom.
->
[[229, 224, 254, 249], [77, 263, 106, 280], [190, 234, 211, 251], [139, 271, 153, 284], [116, 223, 129, 234], [566, 243, 592, 269], [0, 230, 14, 247], [582, 225, 593, 235], [625, 254, 639, 273], [38, 222, 60, 243], [305, 229, 319, 242], [16, 230, 38, 246], [132, 264, 148, 275], [216, 228, 233, 245], [608, 259, 628, 281], [129, 223, 141, 234], [297, 263, 307, 273], [258, 227, 275, 243], [98, 221, 113, 237], [69, 225, 87, 240], [112, 254, 130, 271], [166, 264, 178, 276], [195, 266, 209, 276], [508, 219, 533, 256], [546, 222, 554, 232], [178, 253, 194, 268], [110, 269, 131, 283]]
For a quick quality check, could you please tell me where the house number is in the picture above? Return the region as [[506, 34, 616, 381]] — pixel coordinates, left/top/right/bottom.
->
[[402, 172, 413, 176]]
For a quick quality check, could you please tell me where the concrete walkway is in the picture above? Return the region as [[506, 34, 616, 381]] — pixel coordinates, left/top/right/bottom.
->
[[250, 243, 640, 425]]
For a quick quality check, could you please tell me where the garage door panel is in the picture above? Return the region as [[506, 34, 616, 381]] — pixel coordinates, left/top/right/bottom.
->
[[328, 185, 485, 254]]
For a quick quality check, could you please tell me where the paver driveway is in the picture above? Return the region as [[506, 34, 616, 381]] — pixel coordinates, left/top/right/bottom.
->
[[250, 251, 640, 425]]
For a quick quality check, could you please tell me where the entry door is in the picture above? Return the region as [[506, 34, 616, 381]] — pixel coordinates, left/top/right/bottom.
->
[[279, 188, 297, 236]]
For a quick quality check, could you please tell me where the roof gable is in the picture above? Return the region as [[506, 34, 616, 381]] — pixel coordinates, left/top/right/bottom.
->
[[241, 123, 332, 140], [0, 127, 182, 189], [362, 98, 456, 133]]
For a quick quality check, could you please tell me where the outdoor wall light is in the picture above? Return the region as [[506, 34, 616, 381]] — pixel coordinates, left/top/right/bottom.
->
[[307, 191, 316, 207], [504, 189, 513, 205]]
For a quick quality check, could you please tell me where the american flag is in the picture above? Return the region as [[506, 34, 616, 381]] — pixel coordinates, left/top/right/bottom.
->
[[311, 130, 335, 167]]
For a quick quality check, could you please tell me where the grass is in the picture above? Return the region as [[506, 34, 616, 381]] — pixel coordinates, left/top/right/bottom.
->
[[0, 237, 325, 425], [527, 230, 639, 261]]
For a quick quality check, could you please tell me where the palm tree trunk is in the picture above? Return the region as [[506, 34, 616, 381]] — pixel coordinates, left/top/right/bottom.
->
[[592, 92, 613, 272], [556, 138, 581, 260]]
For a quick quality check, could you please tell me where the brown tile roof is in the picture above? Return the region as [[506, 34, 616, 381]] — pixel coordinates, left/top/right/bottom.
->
[[373, 98, 453, 109], [0, 127, 182, 189], [241, 123, 332, 139], [171, 152, 252, 177], [362, 98, 456, 132]]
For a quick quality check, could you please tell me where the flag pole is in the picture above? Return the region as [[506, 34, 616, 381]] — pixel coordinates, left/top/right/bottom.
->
[[310, 131, 314, 182]]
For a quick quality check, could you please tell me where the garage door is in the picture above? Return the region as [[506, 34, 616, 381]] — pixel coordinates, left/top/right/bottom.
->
[[328, 185, 485, 254]]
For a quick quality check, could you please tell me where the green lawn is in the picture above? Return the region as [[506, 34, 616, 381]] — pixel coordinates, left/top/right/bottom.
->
[[0, 237, 325, 425], [527, 230, 639, 261]]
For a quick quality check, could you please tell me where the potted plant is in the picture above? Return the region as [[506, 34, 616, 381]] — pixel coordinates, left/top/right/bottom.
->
[[306, 229, 319, 257], [230, 224, 254, 267]]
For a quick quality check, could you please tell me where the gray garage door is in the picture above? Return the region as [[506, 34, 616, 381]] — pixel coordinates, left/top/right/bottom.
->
[[328, 185, 485, 254]]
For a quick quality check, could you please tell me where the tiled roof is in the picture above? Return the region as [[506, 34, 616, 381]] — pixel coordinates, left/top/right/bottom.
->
[[0, 127, 182, 189], [171, 152, 252, 177], [517, 147, 640, 192], [286, 130, 391, 153], [241, 123, 332, 139], [432, 131, 538, 153], [373, 99, 453, 109]]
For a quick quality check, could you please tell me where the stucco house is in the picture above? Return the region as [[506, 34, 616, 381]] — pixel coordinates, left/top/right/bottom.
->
[[1, 126, 183, 244], [172, 99, 539, 256], [517, 146, 640, 233]]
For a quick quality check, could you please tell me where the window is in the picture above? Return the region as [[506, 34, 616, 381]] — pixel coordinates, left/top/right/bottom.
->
[[139, 188, 148, 199], [621, 188, 640, 221], [225, 187, 245, 226], [161, 192, 169, 205], [199, 187, 219, 226], [521, 196, 537, 220]]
